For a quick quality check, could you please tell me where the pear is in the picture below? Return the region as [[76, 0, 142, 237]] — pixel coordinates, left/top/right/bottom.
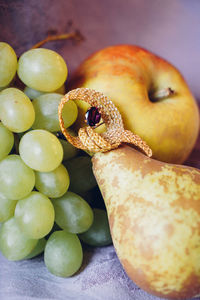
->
[[92, 145, 200, 299]]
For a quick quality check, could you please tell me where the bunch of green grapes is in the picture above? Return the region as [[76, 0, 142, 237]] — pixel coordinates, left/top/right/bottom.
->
[[0, 42, 112, 278]]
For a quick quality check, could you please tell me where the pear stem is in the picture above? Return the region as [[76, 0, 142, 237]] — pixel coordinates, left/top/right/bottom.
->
[[31, 30, 84, 49], [150, 87, 175, 102]]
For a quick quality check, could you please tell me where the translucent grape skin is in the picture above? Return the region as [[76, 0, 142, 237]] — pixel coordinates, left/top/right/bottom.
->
[[53, 191, 94, 234], [63, 156, 97, 195], [0, 193, 17, 222], [25, 238, 47, 259], [55, 130, 79, 161], [0, 42, 17, 88], [44, 230, 83, 277], [18, 48, 68, 92], [24, 84, 65, 100], [0, 155, 35, 200], [15, 191, 55, 239], [79, 209, 112, 247], [59, 138, 79, 161], [0, 85, 9, 92], [19, 129, 63, 172], [0, 122, 14, 160], [0, 217, 38, 261], [0, 88, 35, 132], [32, 93, 78, 132], [35, 164, 70, 198]]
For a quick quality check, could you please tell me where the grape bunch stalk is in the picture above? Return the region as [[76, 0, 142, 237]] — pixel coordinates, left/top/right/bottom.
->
[[0, 40, 112, 278]]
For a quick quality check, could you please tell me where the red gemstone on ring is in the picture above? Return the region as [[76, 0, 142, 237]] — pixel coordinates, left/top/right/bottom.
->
[[85, 107, 101, 127]]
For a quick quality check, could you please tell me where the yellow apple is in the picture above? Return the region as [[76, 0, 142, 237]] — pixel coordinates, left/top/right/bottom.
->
[[69, 45, 200, 164]]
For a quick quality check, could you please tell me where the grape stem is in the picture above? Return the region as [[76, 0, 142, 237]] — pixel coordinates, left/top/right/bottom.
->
[[31, 30, 84, 49]]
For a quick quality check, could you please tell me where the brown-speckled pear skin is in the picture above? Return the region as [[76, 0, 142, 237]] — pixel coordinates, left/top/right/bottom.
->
[[92, 145, 200, 300]]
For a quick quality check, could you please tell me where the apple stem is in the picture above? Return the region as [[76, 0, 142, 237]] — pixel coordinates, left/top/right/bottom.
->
[[150, 87, 175, 102], [31, 30, 84, 49]]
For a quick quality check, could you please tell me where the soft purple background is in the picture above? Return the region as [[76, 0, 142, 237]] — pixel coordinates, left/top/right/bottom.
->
[[0, 0, 200, 101], [0, 0, 200, 299]]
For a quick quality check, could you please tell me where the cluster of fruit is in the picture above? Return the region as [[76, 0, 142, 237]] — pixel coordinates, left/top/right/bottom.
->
[[0, 42, 112, 277]]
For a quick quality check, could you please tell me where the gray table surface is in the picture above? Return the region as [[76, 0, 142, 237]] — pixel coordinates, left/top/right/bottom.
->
[[0, 0, 200, 299]]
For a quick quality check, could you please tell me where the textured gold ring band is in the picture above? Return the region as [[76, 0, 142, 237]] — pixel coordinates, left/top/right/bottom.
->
[[58, 87, 152, 157]]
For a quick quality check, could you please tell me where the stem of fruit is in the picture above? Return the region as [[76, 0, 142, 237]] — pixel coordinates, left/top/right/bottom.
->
[[31, 30, 84, 49], [150, 87, 175, 102]]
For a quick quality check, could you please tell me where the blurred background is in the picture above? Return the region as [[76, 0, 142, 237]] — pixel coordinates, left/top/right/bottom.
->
[[0, 1, 200, 299], [0, 0, 200, 100]]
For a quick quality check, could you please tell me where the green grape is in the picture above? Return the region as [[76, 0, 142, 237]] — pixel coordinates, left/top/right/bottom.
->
[[25, 238, 46, 259], [60, 99, 78, 129], [0, 217, 37, 261], [46, 222, 61, 238], [63, 156, 97, 195], [0, 42, 17, 88], [0, 193, 17, 222], [0, 122, 14, 160], [35, 164, 70, 198], [53, 191, 93, 234], [0, 84, 9, 92], [15, 191, 55, 239], [32, 93, 78, 132], [44, 230, 83, 277], [45, 222, 62, 241], [79, 209, 112, 247], [55, 130, 79, 161], [19, 129, 63, 172], [0, 155, 35, 200], [17, 48, 68, 92], [54, 84, 65, 95], [0, 88, 35, 132], [24, 86, 44, 99], [59, 138, 79, 161], [24, 85, 66, 100]]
